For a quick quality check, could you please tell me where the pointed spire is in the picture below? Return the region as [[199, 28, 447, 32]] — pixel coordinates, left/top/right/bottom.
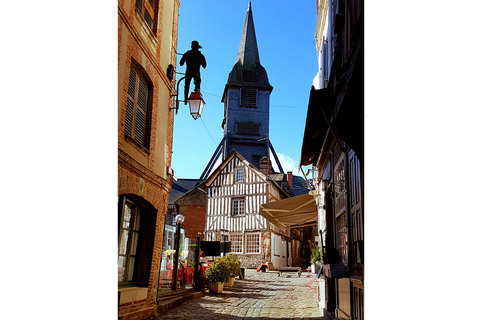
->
[[236, 2, 260, 70]]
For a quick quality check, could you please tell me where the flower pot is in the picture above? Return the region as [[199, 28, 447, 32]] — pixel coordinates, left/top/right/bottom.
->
[[208, 282, 223, 294], [224, 277, 235, 287]]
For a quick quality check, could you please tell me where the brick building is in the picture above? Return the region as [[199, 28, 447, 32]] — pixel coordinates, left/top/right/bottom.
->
[[118, 0, 179, 319]]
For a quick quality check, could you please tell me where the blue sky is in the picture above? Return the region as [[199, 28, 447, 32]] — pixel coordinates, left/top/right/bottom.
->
[[171, 0, 318, 178]]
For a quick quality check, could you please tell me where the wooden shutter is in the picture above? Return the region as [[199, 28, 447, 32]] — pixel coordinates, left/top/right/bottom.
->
[[125, 67, 149, 147], [236, 122, 260, 136], [241, 87, 256, 107], [125, 69, 136, 137], [134, 78, 148, 145], [135, 0, 154, 29]]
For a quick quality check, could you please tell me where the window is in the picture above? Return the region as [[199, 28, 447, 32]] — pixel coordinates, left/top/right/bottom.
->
[[125, 66, 151, 148], [245, 233, 261, 254], [118, 201, 142, 284], [135, 0, 156, 30], [336, 213, 348, 265], [236, 122, 260, 136], [229, 234, 243, 253], [241, 87, 256, 107], [232, 198, 245, 216], [334, 155, 346, 215], [235, 168, 244, 183]]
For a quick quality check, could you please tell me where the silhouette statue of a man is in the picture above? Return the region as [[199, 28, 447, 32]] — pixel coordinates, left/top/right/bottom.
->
[[180, 40, 207, 104]]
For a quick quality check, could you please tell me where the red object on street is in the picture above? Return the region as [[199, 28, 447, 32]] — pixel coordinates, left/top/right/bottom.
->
[[256, 264, 267, 272]]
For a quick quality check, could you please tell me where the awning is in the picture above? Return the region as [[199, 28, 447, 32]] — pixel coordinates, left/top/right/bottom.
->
[[259, 192, 318, 230], [299, 87, 333, 167]]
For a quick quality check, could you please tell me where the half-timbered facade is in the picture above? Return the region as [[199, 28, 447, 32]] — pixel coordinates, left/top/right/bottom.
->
[[201, 151, 292, 269]]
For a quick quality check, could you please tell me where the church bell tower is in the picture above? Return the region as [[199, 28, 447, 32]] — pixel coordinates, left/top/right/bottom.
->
[[220, 2, 273, 169]]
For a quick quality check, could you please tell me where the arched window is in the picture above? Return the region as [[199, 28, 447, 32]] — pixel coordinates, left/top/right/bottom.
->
[[118, 199, 142, 283], [118, 195, 156, 287]]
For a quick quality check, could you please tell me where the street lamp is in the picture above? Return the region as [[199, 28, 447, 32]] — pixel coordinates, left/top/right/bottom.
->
[[169, 75, 206, 120], [172, 214, 185, 290], [187, 90, 205, 120]]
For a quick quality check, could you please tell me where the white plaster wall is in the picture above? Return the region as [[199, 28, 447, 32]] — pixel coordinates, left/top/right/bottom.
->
[[271, 233, 287, 269]]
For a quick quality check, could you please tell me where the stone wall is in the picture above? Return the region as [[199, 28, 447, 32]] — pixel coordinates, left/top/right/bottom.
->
[[238, 255, 265, 269]]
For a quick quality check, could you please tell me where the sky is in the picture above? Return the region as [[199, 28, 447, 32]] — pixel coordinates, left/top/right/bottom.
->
[[3, 2, 480, 319], [171, 0, 318, 178]]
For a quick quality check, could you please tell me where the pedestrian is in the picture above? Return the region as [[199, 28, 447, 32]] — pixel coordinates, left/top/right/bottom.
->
[[197, 251, 208, 293]]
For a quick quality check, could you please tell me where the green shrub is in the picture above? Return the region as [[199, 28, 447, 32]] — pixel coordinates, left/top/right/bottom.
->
[[205, 257, 230, 283], [225, 253, 241, 278]]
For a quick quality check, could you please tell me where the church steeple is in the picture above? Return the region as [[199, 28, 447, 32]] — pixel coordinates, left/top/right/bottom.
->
[[220, 2, 273, 169], [223, 2, 272, 90], [199, 2, 281, 179], [236, 2, 260, 70]]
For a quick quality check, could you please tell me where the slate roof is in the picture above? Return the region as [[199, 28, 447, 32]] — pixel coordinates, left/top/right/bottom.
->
[[168, 179, 203, 205], [268, 173, 310, 197], [222, 2, 272, 102]]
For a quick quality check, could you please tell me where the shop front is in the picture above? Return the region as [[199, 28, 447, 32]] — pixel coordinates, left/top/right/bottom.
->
[[157, 207, 198, 295]]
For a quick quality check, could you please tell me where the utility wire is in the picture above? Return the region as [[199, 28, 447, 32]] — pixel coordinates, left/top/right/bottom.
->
[[200, 117, 218, 148], [178, 81, 302, 109]]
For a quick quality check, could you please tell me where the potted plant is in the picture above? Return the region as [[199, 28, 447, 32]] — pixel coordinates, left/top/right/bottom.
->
[[224, 254, 241, 287], [204, 257, 230, 293], [310, 245, 323, 274]]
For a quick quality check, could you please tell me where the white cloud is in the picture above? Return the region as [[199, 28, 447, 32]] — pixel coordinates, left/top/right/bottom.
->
[[271, 153, 299, 174]]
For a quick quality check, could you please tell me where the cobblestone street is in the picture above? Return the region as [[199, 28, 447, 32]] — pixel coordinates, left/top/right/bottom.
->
[[156, 269, 324, 320]]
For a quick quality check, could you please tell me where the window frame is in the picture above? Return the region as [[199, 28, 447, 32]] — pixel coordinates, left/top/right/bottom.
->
[[135, 0, 157, 32], [245, 232, 261, 254], [228, 233, 244, 254], [235, 168, 244, 183], [231, 198, 246, 216], [118, 199, 142, 286]]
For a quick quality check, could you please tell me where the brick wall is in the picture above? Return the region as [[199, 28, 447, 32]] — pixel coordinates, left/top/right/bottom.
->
[[118, 0, 178, 318], [118, 155, 170, 319], [178, 205, 206, 240]]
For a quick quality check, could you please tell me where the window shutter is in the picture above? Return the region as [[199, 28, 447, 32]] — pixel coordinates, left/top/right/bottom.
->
[[125, 69, 137, 136], [125, 99, 134, 136], [133, 78, 148, 146], [125, 67, 149, 147], [144, 0, 154, 19], [137, 78, 148, 112], [236, 122, 260, 136], [134, 109, 146, 145], [241, 87, 256, 107]]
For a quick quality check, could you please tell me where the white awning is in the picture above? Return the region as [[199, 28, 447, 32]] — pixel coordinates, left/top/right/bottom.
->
[[259, 192, 318, 230]]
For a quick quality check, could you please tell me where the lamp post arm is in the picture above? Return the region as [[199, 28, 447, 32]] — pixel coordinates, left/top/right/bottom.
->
[[175, 76, 186, 115]]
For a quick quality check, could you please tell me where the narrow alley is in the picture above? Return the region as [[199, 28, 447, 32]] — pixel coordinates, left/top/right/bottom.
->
[[156, 269, 324, 320]]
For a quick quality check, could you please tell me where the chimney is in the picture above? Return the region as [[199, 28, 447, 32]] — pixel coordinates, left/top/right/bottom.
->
[[259, 157, 272, 176], [287, 171, 293, 189]]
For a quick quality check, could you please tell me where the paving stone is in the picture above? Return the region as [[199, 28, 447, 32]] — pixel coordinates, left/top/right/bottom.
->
[[156, 269, 325, 320]]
